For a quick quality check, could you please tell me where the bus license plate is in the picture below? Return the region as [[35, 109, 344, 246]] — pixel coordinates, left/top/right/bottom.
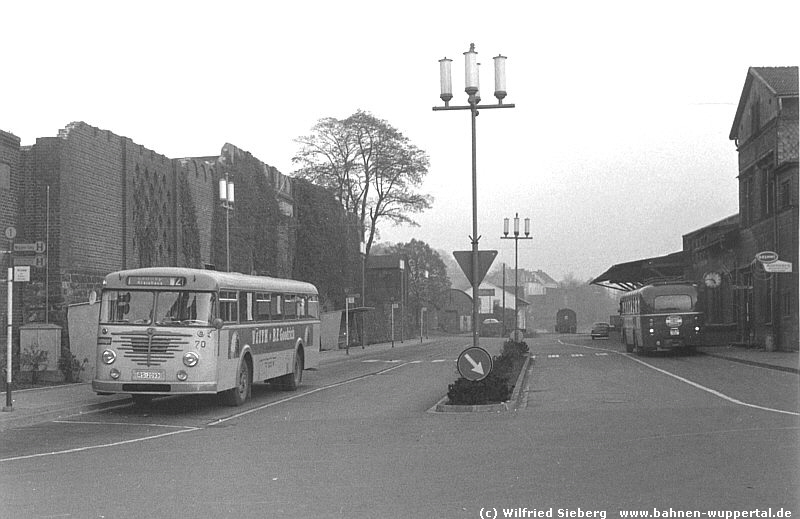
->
[[670, 328, 680, 336], [132, 370, 165, 381]]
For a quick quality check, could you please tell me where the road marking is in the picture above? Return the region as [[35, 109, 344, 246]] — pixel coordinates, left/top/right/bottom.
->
[[208, 362, 414, 426], [52, 420, 191, 429], [0, 426, 199, 463], [557, 339, 799, 417], [2, 362, 419, 462]]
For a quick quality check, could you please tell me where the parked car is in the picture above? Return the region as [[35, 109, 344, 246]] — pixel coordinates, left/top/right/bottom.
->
[[480, 318, 503, 337], [590, 322, 610, 340]]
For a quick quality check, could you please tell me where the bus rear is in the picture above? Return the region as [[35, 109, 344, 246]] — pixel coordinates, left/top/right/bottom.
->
[[634, 283, 703, 353]]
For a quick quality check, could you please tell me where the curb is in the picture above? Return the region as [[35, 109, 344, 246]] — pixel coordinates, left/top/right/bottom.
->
[[698, 351, 799, 374], [429, 353, 533, 413]]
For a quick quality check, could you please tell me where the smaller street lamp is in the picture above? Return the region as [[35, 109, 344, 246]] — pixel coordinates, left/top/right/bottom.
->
[[501, 213, 532, 338], [218, 172, 235, 272]]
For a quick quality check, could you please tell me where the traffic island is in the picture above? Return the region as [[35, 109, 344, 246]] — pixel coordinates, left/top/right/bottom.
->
[[429, 341, 532, 413]]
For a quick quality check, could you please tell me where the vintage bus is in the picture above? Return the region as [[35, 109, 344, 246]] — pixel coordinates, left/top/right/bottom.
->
[[92, 267, 320, 406], [555, 308, 577, 334], [619, 282, 703, 355]]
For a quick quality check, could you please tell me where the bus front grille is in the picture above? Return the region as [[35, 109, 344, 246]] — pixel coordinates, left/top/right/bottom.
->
[[114, 331, 192, 367]]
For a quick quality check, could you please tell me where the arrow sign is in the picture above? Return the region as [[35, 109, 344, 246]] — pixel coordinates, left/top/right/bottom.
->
[[463, 353, 484, 376], [457, 346, 493, 381]]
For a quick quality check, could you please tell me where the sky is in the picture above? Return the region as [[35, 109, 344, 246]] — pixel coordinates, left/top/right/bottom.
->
[[2, 0, 798, 282]]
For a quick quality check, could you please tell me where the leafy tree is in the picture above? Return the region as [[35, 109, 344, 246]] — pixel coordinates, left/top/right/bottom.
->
[[292, 110, 432, 260], [382, 239, 451, 325]]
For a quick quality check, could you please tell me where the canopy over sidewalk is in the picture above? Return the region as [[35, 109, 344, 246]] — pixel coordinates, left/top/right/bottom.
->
[[590, 251, 687, 291]]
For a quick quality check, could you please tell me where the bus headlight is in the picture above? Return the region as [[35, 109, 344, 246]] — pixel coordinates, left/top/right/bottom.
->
[[102, 349, 117, 365], [176, 370, 189, 381], [183, 352, 199, 367], [110, 368, 121, 379]]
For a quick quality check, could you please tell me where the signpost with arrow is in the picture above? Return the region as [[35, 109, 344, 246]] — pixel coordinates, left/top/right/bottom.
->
[[457, 346, 493, 381]]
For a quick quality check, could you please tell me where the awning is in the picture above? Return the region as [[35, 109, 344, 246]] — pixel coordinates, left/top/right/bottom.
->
[[590, 251, 687, 291]]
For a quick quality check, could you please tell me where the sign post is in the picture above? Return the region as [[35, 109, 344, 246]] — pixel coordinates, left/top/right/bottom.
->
[[3, 226, 16, 412]]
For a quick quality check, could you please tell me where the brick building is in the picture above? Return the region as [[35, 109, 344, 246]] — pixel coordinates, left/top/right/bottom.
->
[[727, 66, 798, 350], [1, 121, 362, 368]]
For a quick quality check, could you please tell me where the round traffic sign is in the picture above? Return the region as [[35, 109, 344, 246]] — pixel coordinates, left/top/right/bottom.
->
[[457, 346, 493, 381], [4, 226, 16, 240]]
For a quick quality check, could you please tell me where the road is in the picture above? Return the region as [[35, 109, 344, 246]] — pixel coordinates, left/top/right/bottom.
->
[[1, 334, 797, 519]]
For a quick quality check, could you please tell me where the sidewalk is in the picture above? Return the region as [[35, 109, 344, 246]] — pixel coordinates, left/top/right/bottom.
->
[[696, 344, 799, 374], [0, 337, 438, 432], [1, 338, 795, 432]]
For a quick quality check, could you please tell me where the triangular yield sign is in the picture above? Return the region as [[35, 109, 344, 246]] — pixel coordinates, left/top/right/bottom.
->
[[453, 250, 498, 286]]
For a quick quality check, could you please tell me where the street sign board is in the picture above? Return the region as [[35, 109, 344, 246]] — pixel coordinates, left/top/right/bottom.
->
[[453, 250, 497, 286], [457, 346, 493, 381], [13, 241, 46, 253], [13, 255, 46, 267], [763, 260, 792, 273], [13, 266, 30, 282], [755, 251, 779, 264]]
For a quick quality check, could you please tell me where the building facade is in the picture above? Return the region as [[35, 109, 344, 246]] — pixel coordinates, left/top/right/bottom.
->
[[1, 121, 362, 369], [728, 67, 798, 351]]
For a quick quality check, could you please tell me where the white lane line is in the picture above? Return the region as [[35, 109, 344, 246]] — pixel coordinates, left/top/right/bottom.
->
[[623, 354, 799, 417], [53, 420, 191, 429], [3, 362, 419, 462], [0, 426, 199, 463], [208, 362, 413, 426], [557, 339, 799, 417]]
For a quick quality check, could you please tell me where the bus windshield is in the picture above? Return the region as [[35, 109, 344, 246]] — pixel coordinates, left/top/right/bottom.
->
[[653, 294, 693, 312], [101, 290, 216, 326]]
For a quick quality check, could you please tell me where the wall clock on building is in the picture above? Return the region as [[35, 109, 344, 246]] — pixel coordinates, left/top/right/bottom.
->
[[703, 271, 722, 288]]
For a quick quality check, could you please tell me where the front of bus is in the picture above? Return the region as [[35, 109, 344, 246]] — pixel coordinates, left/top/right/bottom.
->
[[92, 271, 220, 398]]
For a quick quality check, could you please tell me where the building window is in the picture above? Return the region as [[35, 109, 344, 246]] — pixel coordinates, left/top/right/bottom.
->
[[782, 290, 792, 318], [780, 180, 792, 209], [742, 175, 755, 226]]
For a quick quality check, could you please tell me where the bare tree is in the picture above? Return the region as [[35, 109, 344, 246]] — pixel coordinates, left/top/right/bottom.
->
[[292, 110, 432, 258]]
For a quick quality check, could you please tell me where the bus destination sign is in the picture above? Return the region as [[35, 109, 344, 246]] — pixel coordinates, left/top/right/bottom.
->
[[127, 276, 187, 287]]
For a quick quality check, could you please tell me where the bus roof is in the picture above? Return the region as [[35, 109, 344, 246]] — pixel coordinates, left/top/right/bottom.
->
[[103, 267, 318, 295], [621, 282, 698, 301]]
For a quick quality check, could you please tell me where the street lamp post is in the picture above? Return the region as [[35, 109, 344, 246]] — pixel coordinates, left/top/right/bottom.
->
[[501, 213, 532, 338], [219, 172, 235, 272], [433, 43, 515, 349]]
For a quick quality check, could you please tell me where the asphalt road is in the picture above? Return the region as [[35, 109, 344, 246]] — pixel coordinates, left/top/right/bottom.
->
[[1, 334, 797, 519]]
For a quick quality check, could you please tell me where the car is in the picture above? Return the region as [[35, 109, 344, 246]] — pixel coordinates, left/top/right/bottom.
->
[[590, 322, 610, 340], [480, 318, 503, 337]]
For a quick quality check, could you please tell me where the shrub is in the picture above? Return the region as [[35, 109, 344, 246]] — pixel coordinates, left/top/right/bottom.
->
[[447, 339, 529, 406], [58, 346, 88, 383], [20, 343, 49, 385]]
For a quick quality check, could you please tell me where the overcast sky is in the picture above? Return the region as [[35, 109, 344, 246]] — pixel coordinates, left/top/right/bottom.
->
[[2, 0, 798, 282]]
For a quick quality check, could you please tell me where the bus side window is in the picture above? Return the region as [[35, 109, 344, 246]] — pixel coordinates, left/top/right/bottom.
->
[[285, 295, 297, 319], [220, 291, 238, 323], [256, 292, 271, 321], [308, 296, 319, 319], [271, 294, 283, 321], [297, 296, 306, 318], [239, 292, 254, 322]]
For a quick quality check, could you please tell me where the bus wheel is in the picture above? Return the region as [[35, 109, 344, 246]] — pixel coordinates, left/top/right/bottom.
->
[[223, 357, 251, 406], [633, 336, 642, 356], [279, 349, 303, 391]]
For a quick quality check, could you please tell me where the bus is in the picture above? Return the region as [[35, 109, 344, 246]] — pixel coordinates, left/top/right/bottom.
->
[[619, 282, 703, 355], [555, 308, 577, 333], [92, 267, 320, 406]]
